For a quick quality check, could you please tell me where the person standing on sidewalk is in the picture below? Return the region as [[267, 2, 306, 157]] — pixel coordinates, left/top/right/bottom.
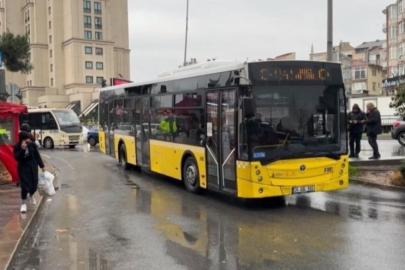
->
[[348, 104, 366, 158], [362, 103, 382, 160], [13, 131, 45, 213]]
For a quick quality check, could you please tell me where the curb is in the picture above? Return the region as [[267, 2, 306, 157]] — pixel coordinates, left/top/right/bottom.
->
[[349, 158, 403, 167], [5, 164, 59, 270], [350, 177, 405, 192], [4, 192, 47, 270]]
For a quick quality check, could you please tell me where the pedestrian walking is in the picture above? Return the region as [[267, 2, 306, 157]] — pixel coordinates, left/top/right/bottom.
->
[[13, 131, 45, 213], [361, 103, 382, 160], [348, 104, 366, 158]]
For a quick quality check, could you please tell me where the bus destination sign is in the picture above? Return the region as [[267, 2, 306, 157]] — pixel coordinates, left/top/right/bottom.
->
[[248, 62, 342, 85]]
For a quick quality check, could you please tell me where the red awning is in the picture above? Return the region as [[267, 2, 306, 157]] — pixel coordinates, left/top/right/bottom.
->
[[0, 101, 27, 115]]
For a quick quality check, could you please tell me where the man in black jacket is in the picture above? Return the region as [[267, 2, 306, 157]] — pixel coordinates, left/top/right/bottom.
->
[[348, 104, 366, 158], [362, 103, 382, 159]]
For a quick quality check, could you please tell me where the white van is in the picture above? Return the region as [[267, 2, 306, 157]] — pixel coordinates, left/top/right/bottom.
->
[[19, 108, 84, 149]]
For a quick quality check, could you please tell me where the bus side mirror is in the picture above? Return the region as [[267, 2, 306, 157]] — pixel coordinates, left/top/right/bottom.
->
[[242, 97, 256, 118]]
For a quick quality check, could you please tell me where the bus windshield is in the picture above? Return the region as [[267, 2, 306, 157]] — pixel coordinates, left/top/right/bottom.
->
[[242, 85, 347, 163], [53, 110, 81, 127]]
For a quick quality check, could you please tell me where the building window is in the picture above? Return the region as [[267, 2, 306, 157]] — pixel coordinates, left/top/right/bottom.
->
[[372, 82, 377, 91], [85, 61, 93, 69], [372, 69, 377, 76], [48, 6, 51, 15], [86, 76, 94, 83], [50, 64, 53, 72], [51, 78, 54, 86], [94, 2, 102, 14], [96, 62, 103, 70], [85, 46, 92, 54], [96, 76, 104, 85], [390, 5, 398, 18], [95, 17, 102, 29], [390, 26, 397, 39], [354, 67, 366, 79], [400, 42, 405, 58], [399, 0, 403, 14], [49, 21, 52, 29], [84, 15, 91, 28], [49, 35, 52, 43], [95, 31, 102, 40], [50, 50, 53, 58], [390, 46, 398, 60], [95, 47, 103, 55], [83, 0, 91, 13], [84, 30, 92, 39], [400, 21, 405, 35]]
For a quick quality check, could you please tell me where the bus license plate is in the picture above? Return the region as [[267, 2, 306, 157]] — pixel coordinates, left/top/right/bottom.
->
[[292, 186, 315, 194]]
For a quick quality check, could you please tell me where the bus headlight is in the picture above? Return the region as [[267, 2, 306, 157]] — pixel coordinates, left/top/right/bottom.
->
[[256, 170, 261, 175], [341, 163, 346, 168], [258, 176, 263, 182], [339, 169, 343, 175]]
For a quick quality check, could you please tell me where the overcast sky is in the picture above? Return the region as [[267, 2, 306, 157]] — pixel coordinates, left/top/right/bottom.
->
[[128, 0, 393, 81]]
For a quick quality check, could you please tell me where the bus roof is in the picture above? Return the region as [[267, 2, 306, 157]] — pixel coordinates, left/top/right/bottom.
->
[[26, 108, 73, 113], [101, 60, 341, 92]]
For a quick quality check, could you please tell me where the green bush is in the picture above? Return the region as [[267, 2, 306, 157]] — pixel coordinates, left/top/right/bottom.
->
[[398, 159, 405, 179], [348, 166, 357, 176]]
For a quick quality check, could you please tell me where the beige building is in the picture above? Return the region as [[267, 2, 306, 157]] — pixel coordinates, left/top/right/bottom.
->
[[383, 1, 405, 78], [0, 0, 130, 114], [351, 60, 383, 96], [309, 41, 355, 61]]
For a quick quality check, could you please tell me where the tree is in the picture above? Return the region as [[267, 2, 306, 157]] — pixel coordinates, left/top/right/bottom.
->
[[389, 84, 405, 117], [0, 31, 33, 73]]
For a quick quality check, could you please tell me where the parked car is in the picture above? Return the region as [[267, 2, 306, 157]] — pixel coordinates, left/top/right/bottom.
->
[[86, 126, 99, 146], [391, 117, 405, 146]]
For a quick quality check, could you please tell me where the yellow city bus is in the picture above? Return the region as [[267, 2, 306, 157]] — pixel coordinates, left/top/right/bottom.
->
[[99, 60, 348, 198]]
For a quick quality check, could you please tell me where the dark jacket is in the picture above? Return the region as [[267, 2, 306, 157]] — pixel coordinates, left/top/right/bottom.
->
[[348, 104, 366, 133], [365, 107, 382, 136], [13, 132, 45, 192]]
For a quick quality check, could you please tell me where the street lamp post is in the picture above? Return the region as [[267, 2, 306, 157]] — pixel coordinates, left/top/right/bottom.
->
[[183, 0, 189, 66], [327, 0, 333, 61]]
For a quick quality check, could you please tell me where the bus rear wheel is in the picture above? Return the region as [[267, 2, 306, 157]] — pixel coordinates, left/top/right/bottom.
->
[[183, 157, 202, 194], [120, 144, 131, 170], [43, 137, 54, 149]]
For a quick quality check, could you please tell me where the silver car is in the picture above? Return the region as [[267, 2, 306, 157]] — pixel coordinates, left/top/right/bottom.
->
[[391, 117, 405, 145]]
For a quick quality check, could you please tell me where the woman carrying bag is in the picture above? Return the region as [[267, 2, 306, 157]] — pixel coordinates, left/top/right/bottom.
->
[[13, 131, 45, 213]]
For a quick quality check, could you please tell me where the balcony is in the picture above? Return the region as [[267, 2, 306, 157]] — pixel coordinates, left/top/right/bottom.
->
[[383, 23, 387, 33]]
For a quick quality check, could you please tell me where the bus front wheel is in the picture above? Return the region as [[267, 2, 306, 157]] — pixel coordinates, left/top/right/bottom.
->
[[183, 157, 202, 194], [120, 144, 131, 170], [43, 137, 54, 149]]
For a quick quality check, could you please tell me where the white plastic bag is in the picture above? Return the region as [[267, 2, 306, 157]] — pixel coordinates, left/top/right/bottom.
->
[[38, 171, 55, 196]]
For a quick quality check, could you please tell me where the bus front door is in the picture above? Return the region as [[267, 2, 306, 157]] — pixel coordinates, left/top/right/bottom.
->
[[206, 89, 237, 192]]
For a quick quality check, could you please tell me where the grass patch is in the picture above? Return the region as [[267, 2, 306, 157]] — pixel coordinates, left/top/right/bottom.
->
[[391, 159, 405, 186], [348, 166, 357, 177]]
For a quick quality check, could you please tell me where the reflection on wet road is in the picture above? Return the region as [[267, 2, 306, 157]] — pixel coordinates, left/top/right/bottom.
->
[[12, 147, 405, 270]]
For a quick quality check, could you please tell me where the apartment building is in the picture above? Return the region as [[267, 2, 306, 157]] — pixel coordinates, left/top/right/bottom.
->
[[383, 1, 405, 78], [310, 40, 386, 96], [351, 60, 383, 96], [0, 0, 130, 113]]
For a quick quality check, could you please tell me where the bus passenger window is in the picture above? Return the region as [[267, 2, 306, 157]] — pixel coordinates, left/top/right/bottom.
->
[[41, 113, 57, 129]]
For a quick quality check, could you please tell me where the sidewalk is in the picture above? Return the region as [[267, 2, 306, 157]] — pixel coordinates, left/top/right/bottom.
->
[[0, 158, 56, 270]]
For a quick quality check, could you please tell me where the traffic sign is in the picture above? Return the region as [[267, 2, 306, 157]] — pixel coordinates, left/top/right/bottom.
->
[[0, 52, 3, 68]]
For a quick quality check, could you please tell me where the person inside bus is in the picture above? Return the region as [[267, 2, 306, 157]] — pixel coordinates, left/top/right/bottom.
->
[[158, 110, 178, 141], [13, 131, 45, 213]]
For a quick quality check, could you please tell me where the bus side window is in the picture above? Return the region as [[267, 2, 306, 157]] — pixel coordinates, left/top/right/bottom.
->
[[29, 113, 42, 131], [41, 112, 57, 130]]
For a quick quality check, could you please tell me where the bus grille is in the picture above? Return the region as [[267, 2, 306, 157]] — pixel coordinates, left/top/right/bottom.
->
[[69, 135, 80, 141]]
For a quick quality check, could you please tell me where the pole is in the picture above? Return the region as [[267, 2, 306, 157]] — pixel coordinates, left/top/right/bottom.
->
[[183, 0, 189, 66], [327, 0, 333, 61]]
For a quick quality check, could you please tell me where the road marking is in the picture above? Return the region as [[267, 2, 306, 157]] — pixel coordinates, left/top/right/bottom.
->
[[42, 154, 51, 159]]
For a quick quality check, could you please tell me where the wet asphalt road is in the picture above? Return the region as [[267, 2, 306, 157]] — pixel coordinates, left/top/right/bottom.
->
[[11, 145, 405, 270]]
